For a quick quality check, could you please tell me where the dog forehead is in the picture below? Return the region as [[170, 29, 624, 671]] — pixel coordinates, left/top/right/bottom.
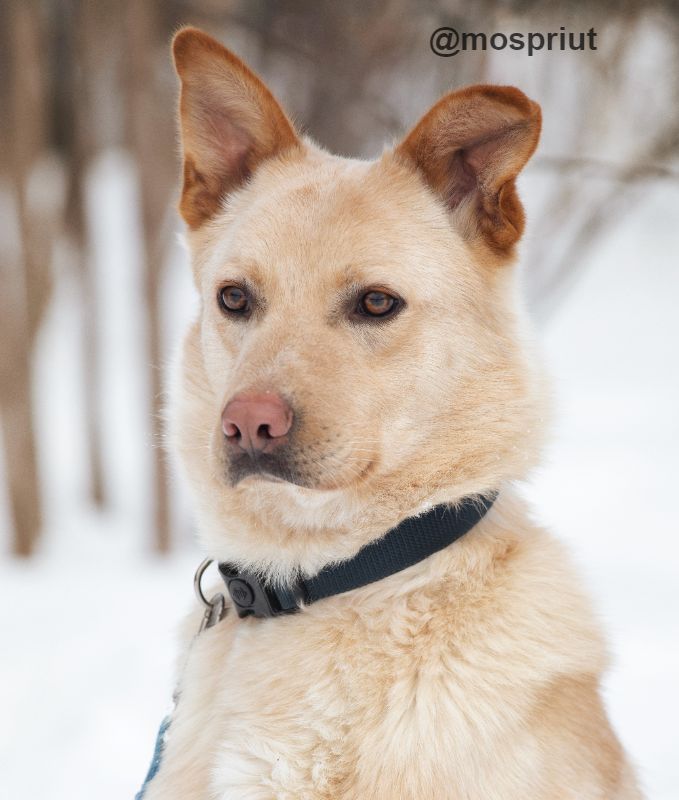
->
[[198, 150, 465, 290]]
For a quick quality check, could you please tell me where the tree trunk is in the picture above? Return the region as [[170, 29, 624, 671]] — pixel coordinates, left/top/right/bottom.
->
[[57, 0, 107, 507], [0, 1, 53, 555], [1, 361, 42, 557], [123, 0, 176, 552]]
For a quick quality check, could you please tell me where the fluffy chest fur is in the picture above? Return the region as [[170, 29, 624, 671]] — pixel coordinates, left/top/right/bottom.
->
[[143, 498, 629, 800]]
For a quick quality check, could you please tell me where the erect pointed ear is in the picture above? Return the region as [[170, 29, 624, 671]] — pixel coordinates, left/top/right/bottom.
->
[[171, 27, 301, 230], [395, 85, 541, 254]]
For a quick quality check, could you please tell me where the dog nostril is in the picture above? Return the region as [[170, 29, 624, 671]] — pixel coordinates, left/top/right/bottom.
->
[[223, 421, 241, 439], [257, 423, 272, 440]]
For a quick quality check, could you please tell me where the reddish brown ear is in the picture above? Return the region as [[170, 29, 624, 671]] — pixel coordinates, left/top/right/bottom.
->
[[172, 27, 300, 229], [395, 85, 541, 253]]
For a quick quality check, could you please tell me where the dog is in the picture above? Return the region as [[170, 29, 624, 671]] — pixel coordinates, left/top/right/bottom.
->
[[140, 25, 643, 800]]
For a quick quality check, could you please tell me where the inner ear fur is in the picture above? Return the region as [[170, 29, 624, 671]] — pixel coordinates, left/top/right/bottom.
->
[[395, 85, 541, 254], [172, 27, 301, 230]]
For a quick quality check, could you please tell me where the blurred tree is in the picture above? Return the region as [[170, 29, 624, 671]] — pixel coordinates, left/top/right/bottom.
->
[[0, 1, 54, 555], [123, 0, 178, 553], [55, 0, 107, 507]]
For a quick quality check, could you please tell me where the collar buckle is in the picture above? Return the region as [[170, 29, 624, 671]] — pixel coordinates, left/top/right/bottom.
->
[[218, 564, 305, 619]]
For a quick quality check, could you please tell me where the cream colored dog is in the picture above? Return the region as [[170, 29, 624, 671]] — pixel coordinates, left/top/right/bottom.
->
[[143, 26, 643, 800]]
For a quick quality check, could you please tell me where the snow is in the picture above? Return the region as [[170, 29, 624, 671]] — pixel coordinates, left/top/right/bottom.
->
[[0, 153, 677, 799], [519, 182, 679, 799]]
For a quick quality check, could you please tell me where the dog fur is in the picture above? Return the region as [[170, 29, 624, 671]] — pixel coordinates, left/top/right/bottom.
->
[[144, 26, 643, 800]]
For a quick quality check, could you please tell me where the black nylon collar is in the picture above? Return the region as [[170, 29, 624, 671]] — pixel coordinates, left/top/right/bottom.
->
[[218, 493, 496, 619]]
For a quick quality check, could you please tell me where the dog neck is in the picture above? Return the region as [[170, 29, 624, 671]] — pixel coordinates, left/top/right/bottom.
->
[[192, 469, 522, 586], [215, 493, 497, 619]]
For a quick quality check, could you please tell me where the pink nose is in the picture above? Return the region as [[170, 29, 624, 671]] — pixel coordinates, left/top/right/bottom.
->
[[222, 393, 293, 454]]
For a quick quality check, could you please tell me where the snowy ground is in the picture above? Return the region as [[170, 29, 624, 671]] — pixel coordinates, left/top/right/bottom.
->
[[0, 154, 677, 799]]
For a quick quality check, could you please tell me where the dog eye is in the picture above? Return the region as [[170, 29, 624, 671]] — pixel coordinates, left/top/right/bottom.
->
[[218, 285, 250, 314], [357, 290, 399, 318]]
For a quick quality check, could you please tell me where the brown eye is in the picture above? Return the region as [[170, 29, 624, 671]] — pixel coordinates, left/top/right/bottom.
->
[[218, 285, 249, 314], [358, 290, 399, 318]]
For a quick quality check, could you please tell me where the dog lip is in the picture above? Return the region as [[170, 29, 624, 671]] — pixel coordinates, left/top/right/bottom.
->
[[231, 471, 304, 489], [242, 472, 286, 484], [232, 457, 376, 492], [226, 452, 304, 488]]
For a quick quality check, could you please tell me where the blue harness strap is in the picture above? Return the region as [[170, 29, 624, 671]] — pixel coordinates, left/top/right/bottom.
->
[[135, 715, 171, 799]]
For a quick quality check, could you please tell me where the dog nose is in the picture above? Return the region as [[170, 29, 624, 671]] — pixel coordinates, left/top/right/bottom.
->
[[222, 393, 293, 454]]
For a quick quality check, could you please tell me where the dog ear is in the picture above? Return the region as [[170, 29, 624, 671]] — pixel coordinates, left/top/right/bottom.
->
[[395, 85, 541, 253], [172, 27, 301, 230]]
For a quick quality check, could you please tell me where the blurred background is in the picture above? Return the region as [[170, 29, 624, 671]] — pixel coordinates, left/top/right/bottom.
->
[[0, 1, 677, 798]]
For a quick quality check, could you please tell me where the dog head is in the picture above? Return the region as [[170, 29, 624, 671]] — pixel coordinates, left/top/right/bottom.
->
[[170, 28, 546, 577]]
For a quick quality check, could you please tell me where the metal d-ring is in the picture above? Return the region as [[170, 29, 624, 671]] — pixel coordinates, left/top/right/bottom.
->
[[194, 557, 216, 609]]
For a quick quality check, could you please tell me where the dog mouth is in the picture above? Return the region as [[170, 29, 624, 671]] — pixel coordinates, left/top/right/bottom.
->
[[221, 443, 375, 491], [225, 449, 312, 488]]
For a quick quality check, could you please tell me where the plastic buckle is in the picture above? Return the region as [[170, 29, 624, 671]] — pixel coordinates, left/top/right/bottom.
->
[[217, 564, 305, 619]]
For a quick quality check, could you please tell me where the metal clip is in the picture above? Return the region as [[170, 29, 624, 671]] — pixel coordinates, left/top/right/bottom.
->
[[194, 558, 228, 632], [199, 592, 226, 632]]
